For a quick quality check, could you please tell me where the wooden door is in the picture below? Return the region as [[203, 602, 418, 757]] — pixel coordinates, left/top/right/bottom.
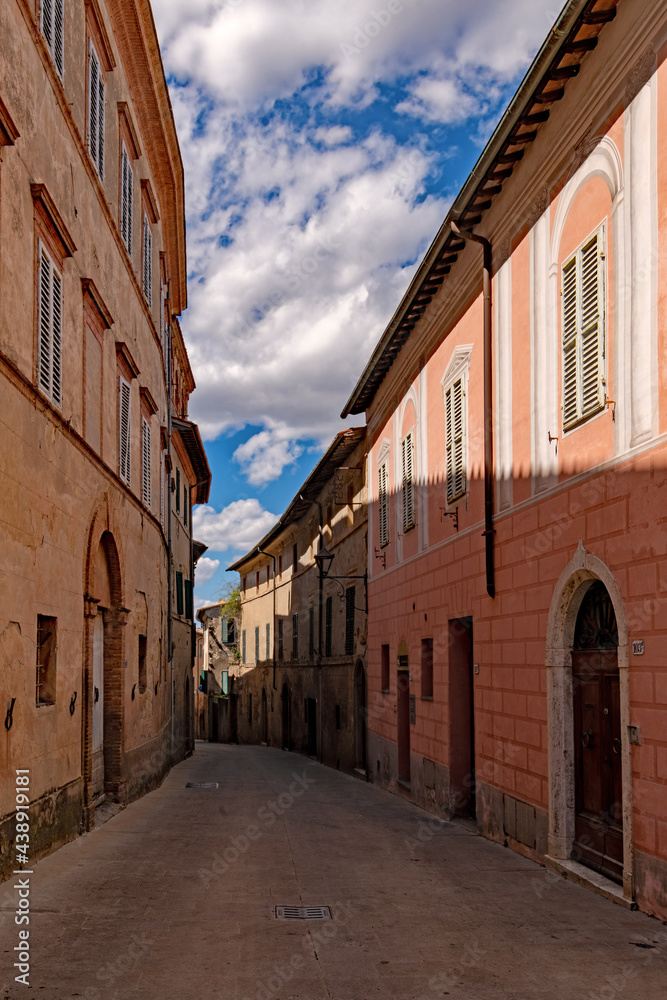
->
[[572, 648, 622, 882], [92, 614, 104, 798]]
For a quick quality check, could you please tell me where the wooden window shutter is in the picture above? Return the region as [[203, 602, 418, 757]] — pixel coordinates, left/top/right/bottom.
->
[[183, 483, 188, 527], [345, 586, 355, 655], [378, 462, 389, 547], [308, 606, 314, 658], [37, 241, 63, 409], [325, 596, 332, 657], [41, 0, 53, 49], [54, 0, 64, 76], [118, 376, 131, 485], [255, 626, 259, 661], [292, 612, 298, 659], [141, 416, 151, 507], [242, 629, 246, 662], [160, 452, 165, 527], [402, 433, 415, 531], [562, 229, 605, 430], [175, 467, 180, 514], [89, 43, 99, 170], [445, 378, 465, 503], [142, 212, 152, 305], [176, 571, 184, 616], [121, 144, 133, 255], [266, 622, 270, 660], [185, 579, 193, 620], [278, 618, 283, 660]]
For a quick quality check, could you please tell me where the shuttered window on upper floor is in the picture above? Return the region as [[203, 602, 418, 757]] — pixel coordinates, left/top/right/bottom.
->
[[88, 41, 105, 180], [345, 587, 355, 655], [562, 226, 606, 432], [118, 376, 131, 486], [142, 212, 153, 306], [141, 416, 151, 508], [378, 461, 389, 547], [401, 432, 415, 532], [445, 377, 466, 504], [41, 0, 64, 77], [120, 143, 133, 255], [37, 242, 63, 409]]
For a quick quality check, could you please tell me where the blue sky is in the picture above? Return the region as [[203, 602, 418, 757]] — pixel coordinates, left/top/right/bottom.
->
[[151, 0, 561, 607]]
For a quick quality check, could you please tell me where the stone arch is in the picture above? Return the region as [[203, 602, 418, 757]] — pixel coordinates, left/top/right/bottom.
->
[[550, 135, 624, 264], [545, 540, 633, 901]]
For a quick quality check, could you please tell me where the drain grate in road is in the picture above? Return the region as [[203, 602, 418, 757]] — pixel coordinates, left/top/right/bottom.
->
[[275, 905, 332, 921], [185, 782, 219, 788]]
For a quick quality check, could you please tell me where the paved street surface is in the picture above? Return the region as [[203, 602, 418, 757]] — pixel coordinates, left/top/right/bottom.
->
[[1, 744, 666, 1000]]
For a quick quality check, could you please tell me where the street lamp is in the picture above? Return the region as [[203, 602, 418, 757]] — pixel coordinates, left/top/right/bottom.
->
[[314, 543, 335, 579]]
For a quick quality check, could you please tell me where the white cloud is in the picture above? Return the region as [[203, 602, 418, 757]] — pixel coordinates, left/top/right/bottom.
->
[[151, 0, 558, 464], [194, 556, 221, 586], [192, 499, 278, 554], [233, 427, 303, 485]]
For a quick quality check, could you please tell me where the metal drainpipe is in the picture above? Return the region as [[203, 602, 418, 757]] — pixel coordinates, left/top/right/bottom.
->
[[450, 221, 495, 599], [258, 548, 277, 692], [166, 320, 175, 758], [299, 494, 324, 763]]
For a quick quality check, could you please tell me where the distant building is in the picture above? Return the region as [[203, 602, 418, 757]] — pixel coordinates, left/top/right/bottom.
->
[[0, 0, 209, 879], [343, 0, 667, 921], [227, 429, 368, 774], [196, 600, 238, 741]]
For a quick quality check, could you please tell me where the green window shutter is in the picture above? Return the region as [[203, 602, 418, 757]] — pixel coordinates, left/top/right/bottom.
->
[[345, 587, 355, 655], [175, 468, 180, 514], [221, 670, 229, 696], [242, 629, 246, 662], [184, 579, 192, 620], [325, 596, 332, 657], [308, 606, 314, 658], [221, 616, 228, 643], [266, 622, 270, 660], [176, 571, 184, 616]]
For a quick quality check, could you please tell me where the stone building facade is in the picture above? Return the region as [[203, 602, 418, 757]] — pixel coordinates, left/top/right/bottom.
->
[[226, 429, 368, 775], [342, 0, 667, 921], [0, 0, 209, 880]]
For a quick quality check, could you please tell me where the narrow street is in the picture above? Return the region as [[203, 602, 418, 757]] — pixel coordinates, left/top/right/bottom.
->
[[1, 744, 665, 1000]]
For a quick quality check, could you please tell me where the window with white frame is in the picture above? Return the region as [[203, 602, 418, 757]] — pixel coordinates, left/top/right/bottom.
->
[[378, 461, 389, 547], [142, 212, 152, 305], [37, 242, 63, 408], [118, 377, 131, 486], [120, 143, 133, 255], [88, 41, 105, 179], [401, 432, 415, 532], [442, 345, 472, 505], [141, 416, 151, 507], [562, 226, 606, 431], [40, 0, 64, 77]]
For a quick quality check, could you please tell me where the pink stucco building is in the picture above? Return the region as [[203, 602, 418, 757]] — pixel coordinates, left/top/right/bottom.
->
[[343, 0, 667, 920]]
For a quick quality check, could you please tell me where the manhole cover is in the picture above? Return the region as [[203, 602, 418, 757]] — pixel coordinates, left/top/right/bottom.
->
[[185, 782, 219, 788], [275, 905, 332, 921]]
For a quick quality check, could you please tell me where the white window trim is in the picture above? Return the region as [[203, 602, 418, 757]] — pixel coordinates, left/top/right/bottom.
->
[[561, 222, 607, 434], [441, 345, 472, 506]]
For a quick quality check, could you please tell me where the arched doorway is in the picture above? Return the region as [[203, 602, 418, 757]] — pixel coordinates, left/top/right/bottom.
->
[[261, 688, 268, 744], [84, 520, 125, 820], [572, 582, 622, 882], [281, 682, 291, 750], [354, 661, 367, 771], [546, 542, 632, 900]]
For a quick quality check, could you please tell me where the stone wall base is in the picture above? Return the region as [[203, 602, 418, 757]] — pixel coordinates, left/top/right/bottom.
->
[[635, 849, 667, 922], [0, 778, 83, 884]]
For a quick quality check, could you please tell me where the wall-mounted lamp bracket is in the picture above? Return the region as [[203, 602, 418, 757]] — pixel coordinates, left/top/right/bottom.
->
[[440, 507, 459, 531]]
